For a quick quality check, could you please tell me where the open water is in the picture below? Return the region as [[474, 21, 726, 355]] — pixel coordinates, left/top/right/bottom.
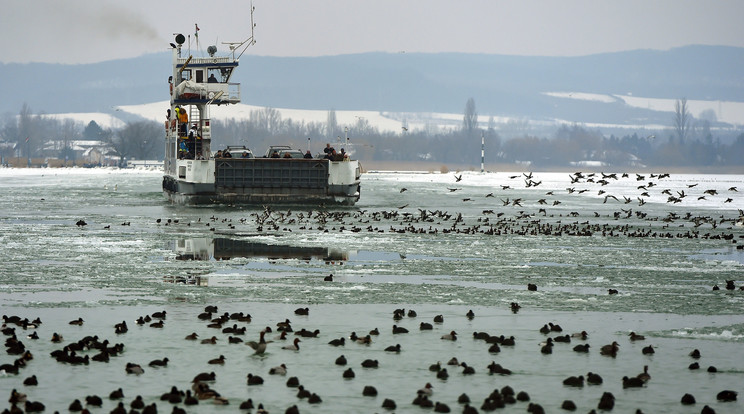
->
[[1, 167, 743, 413]]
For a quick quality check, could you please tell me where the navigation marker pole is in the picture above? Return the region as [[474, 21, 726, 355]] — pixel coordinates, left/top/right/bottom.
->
[[481, 132, 485, 173]]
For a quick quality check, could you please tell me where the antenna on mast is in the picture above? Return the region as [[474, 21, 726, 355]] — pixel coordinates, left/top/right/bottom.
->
[[222, 2, 257, 60]]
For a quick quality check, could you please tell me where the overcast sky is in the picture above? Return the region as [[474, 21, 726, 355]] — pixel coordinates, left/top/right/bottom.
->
[[2, 0, 743, 64]]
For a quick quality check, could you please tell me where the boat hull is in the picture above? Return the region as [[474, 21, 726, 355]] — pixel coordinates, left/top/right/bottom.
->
[[162, 158, 361, 206]]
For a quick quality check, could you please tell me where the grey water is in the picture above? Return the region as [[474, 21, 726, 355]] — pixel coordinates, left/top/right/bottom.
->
[[1, 168, 743, 413]]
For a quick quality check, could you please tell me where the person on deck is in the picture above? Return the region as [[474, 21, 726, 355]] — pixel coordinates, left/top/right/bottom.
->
[[324, 143, 335, 156], [304, 150, 313, 159], [176, 106, 188, 135]]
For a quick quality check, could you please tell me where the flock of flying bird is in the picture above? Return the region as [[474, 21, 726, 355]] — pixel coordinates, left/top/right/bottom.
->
[[148, 171, 743, 245]]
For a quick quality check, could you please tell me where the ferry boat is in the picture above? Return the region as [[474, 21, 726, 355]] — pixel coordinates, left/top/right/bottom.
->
[[162, 30, 361, 206]]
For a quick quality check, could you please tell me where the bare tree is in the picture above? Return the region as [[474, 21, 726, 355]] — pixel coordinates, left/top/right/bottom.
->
[[109, 121, 162, 160], [673, 98, 692, 143], [463, 98, 478, 138]]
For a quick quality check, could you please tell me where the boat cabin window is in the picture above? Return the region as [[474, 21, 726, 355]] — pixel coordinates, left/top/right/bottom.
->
[[178, 70, 192, 83], [220, 67, 234, 82], [207, 69, 222, 83], [195, 70, 204, 83]]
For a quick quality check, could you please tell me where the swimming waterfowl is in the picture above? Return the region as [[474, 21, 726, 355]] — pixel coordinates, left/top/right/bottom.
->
[[460, 362, 475, 375], [436, 368, 449, 380], [130, 395, 145, 409], [343, 368, 355, 378], [69, 399, 83, 412], [308, 393, 322, 404], [571, 330, 588, 340], [413, 394, 433, 407], [622, 375, 645, 388], [433, 315, 444, 323], [247, 373, 264, 385], [385, 344, 401, 352], [148, 357, 169, 367], [420, 322, 433, 330], [681, 393, 696, 405], [637, 365, 651, 383], [689, 349, 701, 358], [562, 375, 584, 387], [382, 398, 397, 410], [328, 337, 345, 346], [125, 362, 144, 374], [361, 359, 379, 368], [69, 317, 84, 326], [642, 344, 655, 354], [486, 361, 511, 375], [369, 327, 379, 335], [716, 390, 737, 401], [85, 394, 103, 406], [586, 372, 603, 385], [151, 310, 166, 319], [282, 338, 301, 351], [294, 307, 309, 315], [441, 331, 457, 341], [540, 338, 553, 354], [192, 371, 216, 383], [23, 375, 37, 386], [286, 376, 300, 387], [335, 355, 347, 365], [466, 309, 475, 319], [208, 355, 225, 365], [246, 331, 269, 354], [296, 385, 311, 399], [597, 392, 615, 410], [392, 325, 409, 334], [573, 343, 590, 353], [362, 385, 377, 396], [629, 331, 645, 341], [269, 363, 287, 375], [416, 383, 434, 396], [182, 391, 198, 406], [200, 336, 218, 344], [296, 328, 319, 338], [109, 388, 124, 400], [447, 357, 459, 365], [600, 341, 619, 357], [561, 400, 577, 411], [429, 361, 441, 372], [434, 402, 451, 412]]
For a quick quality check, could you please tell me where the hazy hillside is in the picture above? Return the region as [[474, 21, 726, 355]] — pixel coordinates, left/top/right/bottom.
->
[[1, 45, 742, 127]]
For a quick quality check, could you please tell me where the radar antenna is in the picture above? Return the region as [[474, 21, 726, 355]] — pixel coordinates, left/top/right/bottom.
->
[[222, 2, 257, 60]]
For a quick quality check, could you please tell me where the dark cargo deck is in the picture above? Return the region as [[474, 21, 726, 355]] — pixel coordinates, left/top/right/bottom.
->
[[215, 158, 329, 190]]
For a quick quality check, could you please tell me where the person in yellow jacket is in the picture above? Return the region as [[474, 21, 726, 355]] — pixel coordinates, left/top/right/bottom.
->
[[176, 106, 188, 135]]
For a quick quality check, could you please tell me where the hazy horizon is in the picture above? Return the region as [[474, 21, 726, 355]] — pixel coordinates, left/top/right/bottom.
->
[[3, 0, 744, 64]]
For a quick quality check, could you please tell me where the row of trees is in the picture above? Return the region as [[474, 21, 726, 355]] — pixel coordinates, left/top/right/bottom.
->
[[2, 99, 743, 168]]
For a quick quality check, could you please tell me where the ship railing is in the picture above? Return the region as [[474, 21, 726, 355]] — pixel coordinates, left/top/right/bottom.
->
[[174, 82, 240, 104]]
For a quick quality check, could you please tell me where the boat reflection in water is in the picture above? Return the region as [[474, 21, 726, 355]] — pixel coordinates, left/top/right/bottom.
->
[[173, 237, 349, 263]]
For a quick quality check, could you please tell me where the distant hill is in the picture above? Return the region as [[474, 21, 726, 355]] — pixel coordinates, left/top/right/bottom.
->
[[2, 45, 743, 127]]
